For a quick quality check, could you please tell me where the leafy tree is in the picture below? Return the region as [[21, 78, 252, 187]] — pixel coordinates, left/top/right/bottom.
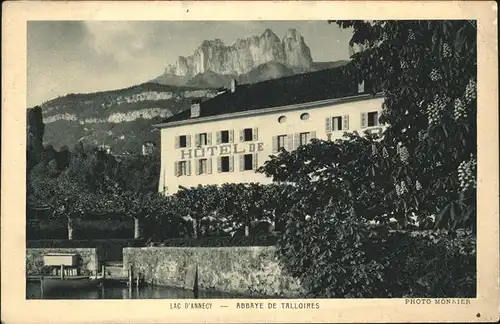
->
[[331, 20, 477, 230], [29, 158, 94, 240], [172, 185, 221, 238], [259, 135, 396, 225], [256, 20, 477, 297], [114, 152, 160, 194], [231, 183, 266, 236]]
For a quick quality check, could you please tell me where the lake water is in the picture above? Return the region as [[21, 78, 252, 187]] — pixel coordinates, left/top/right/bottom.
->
[[26, 281, 246, 299]]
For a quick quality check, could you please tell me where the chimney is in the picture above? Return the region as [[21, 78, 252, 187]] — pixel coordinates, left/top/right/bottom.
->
[[358, 81, 365, 94], [190, 100, 201, 118], [230, 79, 237, 93]]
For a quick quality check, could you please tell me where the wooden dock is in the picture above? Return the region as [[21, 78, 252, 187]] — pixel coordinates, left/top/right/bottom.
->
[[27, 275, 141, 286], [28, 257, 146, 287]]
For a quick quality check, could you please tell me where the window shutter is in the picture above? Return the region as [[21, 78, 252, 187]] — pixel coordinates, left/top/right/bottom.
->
[[174, 161, 179, 177], [207, 158, 212, 174], [361, 113, 367, 129], [216, 131, 221, 145], [287, 134, 294, 151], [229, 156, 234, 172], [294, 133, 300, 150], [253, 128, 258, 141], [217, 157, 222, 173], [239, 154, 245, 171], [325, 117, 332, 133], [272, 136, 278, 153], [343, 115, 349, 130], [252, 153, 258, 170], [207, 132, 212, 145], [195, 134, 200, 147], [186, 135, 191, 148], [239, 130, 244, 142], [175, 136, 180, 149], [186, 161, 191, 176], [310, 131, 316, 140], [229, 130, 234, 143]]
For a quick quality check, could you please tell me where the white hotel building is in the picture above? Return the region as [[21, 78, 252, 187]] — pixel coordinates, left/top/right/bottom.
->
[[154, 67, 385, 195]]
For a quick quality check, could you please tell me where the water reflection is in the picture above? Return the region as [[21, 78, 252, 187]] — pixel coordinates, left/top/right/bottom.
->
[[26, 281, 246, 299]]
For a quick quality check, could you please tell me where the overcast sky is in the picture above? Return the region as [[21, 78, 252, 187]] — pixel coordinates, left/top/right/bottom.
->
[[27, 21, 353, 107]]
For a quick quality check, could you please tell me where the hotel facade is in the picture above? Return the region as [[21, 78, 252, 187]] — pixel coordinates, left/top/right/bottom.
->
[[154, 67, 385, 195]]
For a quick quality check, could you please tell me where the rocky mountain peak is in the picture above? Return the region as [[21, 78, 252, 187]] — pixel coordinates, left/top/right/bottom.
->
[[283, 28, 301, 40], [261, 28, 280, 40], [164, 28, 314, 77], [201, 38, 225, 48]]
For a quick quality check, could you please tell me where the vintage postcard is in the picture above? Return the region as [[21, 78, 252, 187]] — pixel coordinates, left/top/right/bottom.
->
[[1, 1, 499, 323]]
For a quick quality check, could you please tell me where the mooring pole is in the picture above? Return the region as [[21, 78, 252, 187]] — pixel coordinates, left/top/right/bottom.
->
[[193, 264, 199, 299], [102, 265, 106, 279], [40, 275, 44, 299], [128, 267, 132, 298], [60, 265, 65, 280]]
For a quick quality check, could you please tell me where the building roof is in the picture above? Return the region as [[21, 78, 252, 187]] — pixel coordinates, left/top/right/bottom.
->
[[158, 64, 370, 125]]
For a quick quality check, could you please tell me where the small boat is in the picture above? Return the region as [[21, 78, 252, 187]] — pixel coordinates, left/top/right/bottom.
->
[[41, 276, 104, 292]]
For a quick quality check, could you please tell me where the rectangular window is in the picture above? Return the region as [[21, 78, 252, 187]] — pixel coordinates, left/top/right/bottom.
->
[[244, 128, 253, 142], [179, 135, 187, 148], [368, 112, 379, 127], [299, 132, 311, 146], [198, 159, 208, 175], [220, 156, 230, 172], [221, 130, 230, 144], [197, 133, 208, 146], [243, 154, 253, 171], [332, 116, 343, 131], [179, 161, 187, 176], [277, 135, 287, 150]]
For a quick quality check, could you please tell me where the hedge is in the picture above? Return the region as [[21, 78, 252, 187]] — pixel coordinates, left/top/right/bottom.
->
[[27, 219, 134, 240], [27, 238, 145, 248], [150, 234, 279, 248]]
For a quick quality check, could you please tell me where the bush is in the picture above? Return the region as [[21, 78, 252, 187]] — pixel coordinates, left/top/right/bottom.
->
[[26, 219, 134, 240], [150, 234, 279, 248], [276, 199, 476, 298], [277, 199, 391, 298], [385, 229, 476, 297], [27, 238, 145, 249]]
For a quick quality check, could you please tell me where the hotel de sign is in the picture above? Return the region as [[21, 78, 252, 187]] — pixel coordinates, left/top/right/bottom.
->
[[154, 66, 386, 195]]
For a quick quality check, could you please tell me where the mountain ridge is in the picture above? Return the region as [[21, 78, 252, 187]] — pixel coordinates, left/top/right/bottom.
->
[[30, 28, 350, 154]]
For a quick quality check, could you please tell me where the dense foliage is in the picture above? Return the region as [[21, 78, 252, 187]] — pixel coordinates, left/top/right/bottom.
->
[[27, 143, 281, 241], [149, 234, 279, 248], [334, 20, 477, 229], [254, 20, 477, 297]]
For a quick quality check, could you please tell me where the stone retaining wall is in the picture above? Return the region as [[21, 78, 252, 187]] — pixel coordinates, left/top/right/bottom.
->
[[123, 246, 305, 297]]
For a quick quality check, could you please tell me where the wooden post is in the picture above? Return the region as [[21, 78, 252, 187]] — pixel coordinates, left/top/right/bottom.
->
[[102, 265, 106, 279], [128, 265, 133, 287], [40, 275, 44, 299], [60, 265, 65, 280], [101, 282, 105, 299], [193, 264, 199, 299]]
